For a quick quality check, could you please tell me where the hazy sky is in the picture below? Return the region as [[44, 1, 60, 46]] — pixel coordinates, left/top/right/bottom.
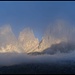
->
[[0, 1, 75, 40]]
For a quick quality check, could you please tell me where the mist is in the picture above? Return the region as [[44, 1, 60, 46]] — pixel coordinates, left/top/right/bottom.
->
[[0, 19, 75, 66], [44, 19, 75, 44], [0, 51, 75, 66]]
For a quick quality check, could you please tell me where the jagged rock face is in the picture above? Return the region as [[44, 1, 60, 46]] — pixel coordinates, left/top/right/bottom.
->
[[18, 28, 39, 53], [0, 26, 39, 53], [29, 42, 75, 55], [43, 42, 75, 54], [0, 20, 75, 54], [38, 20, 70, 51], [0, 25, 15, 45], [38, 36, 62, 52], [0, 25, 23, 53]]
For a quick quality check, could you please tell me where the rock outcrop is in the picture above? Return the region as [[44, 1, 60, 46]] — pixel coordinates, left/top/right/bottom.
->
[[0, 25, 23, 53], [18, 28, 39, 53], [0, 20, 75, 54]]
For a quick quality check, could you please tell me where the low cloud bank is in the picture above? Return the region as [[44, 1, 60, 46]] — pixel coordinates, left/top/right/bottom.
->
[[0, 51, 75, 66]]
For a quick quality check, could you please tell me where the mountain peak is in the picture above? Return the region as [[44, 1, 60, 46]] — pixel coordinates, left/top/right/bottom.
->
[[18, 27, 39, 53], [0, 24, 12, 35]]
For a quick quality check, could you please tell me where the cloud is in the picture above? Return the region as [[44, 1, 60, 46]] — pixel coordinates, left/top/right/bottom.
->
[[44, 19, 75, 45], [0, 19, 75, 66], [0, 51, 75, 66]]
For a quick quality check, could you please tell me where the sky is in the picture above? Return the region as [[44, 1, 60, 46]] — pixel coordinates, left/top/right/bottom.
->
[[0, 1, 75, 41]]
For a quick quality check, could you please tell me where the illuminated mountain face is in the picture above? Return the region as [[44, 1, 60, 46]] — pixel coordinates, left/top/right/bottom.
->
[[37, 20, 75, 52], [0, 25, 16, 45], [0, 25, 24, 53], [0, 20, 75, 54], [0, 25, 40, 53], [18, 28, 39, 53]]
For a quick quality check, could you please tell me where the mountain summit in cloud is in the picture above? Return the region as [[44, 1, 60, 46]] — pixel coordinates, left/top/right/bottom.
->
[[18, 27, 39, 53], [0, 25, 23, 53], [0, 20, 75, 54]]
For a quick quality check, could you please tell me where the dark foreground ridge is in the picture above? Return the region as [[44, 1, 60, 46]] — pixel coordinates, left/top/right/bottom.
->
[[0, 60, 75, 74]]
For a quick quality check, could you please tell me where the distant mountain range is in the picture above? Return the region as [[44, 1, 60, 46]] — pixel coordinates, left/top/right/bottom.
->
[[0, 20, 75, 54], [29, 42, 75, 55]]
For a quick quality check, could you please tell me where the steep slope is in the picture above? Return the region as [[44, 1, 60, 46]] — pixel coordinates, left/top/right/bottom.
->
[[37, 20, 72, 52], [29, 20, 75, 54], [0, 25, 23, 53], [0, 20, 75, 54], [42, 42, 75, 54], [29, 41, 75, 55], [18, 28, 39, 53]]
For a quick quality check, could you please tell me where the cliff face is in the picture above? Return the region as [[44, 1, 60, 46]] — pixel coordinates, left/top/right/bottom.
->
[[37, 20, 69, 52], [0, 25, 23, 53], [0, 25, 70, 53], [18, 28, 39, 53], [0, 26, 40, 53], [0, 20, 75, 54]]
